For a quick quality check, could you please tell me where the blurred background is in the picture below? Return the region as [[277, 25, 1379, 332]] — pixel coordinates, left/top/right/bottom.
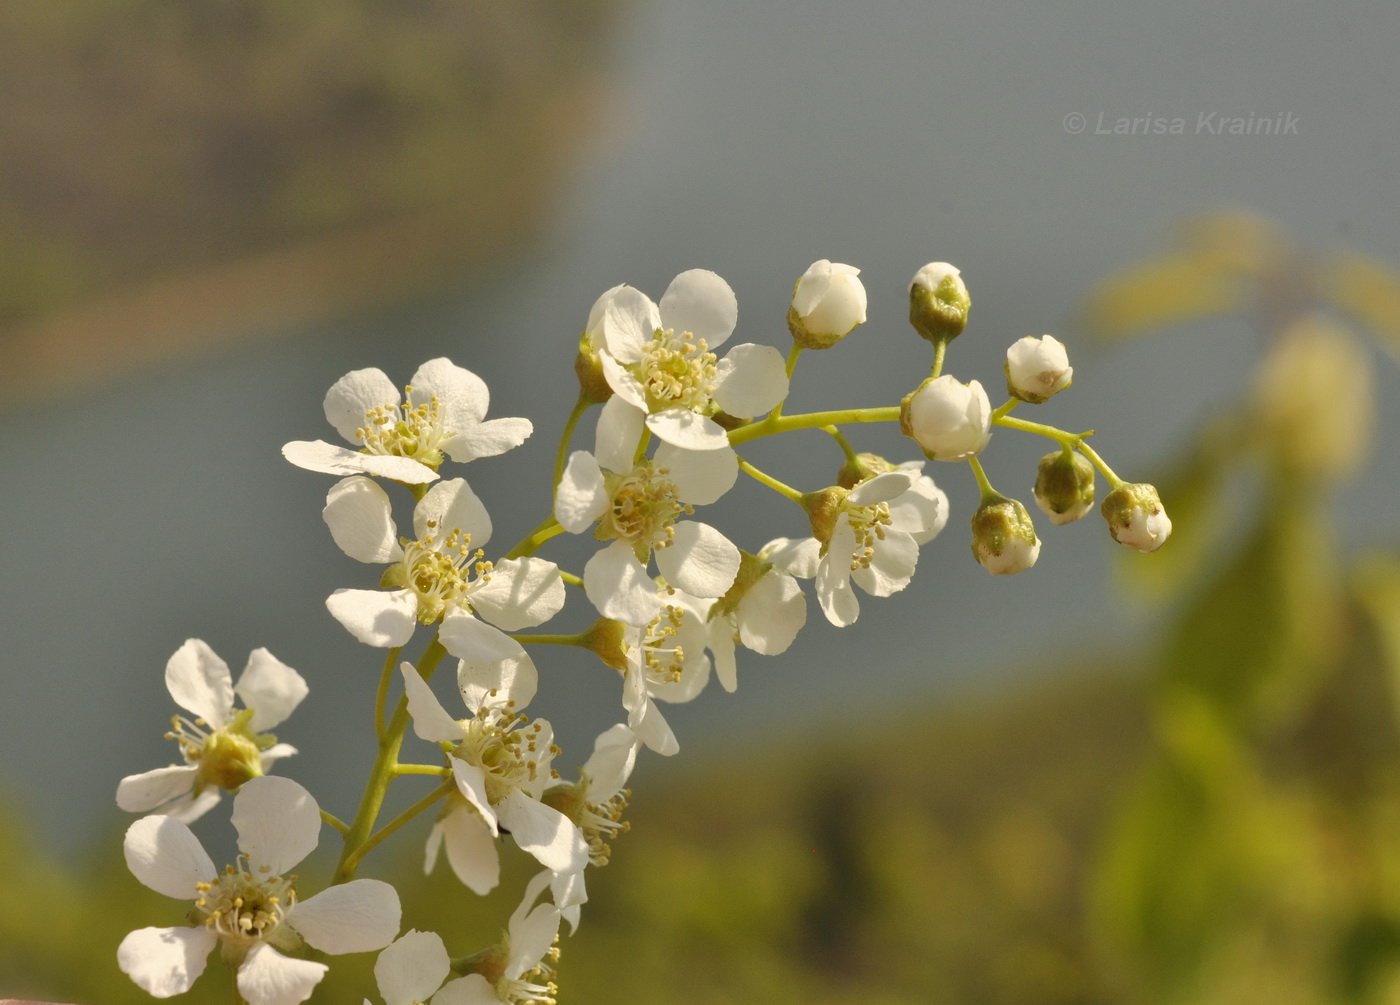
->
[[3, 0, 1400, 1001]]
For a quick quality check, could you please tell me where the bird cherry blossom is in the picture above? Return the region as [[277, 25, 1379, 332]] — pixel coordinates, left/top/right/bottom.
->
[[117, 640, 307, 823], [901, 374, 993, 461], [283, 358, 533, 484], [364, 929, 481, 1005], [449, 871, 563, 1005], [1005, 334, 1073, 404], [788, 259, 868, 349]]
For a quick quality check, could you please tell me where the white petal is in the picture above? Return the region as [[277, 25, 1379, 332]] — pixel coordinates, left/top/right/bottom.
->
[[401, 663, 467, 744], [165, 639, 234, 730], [847, 469, 917, 506], [289, 879, 401, 954], [459, 650, 538, 715], [155, 786, 225, 826], [629, 693, 679, 756], [260, 743, 298, 768], [584, 542, 661, 624], [409, 357, 489, 428], [599, 352, 649, 410], [889, 474, 950, 545], [499, 792, 588, 874], [440, 805, 501, 894], [117, 765, 199, 814], [281, 440, 438, 484], [505, 903, 563, 980], [581, 724, 639, 799], [443, 416, 534, 463], [737, 573, 806, 656], [236, 648, 310, 733], [237, 942, 328, 1005], [711, 622, 739, 692], [452, 760, 498, 835], [118, 926, 217, 999], [655, 521, 740, 599], [123, 815, 216, 899], [851, 530, 918, 597], [326, 589, 419, 648], [595, 395, 646, 473], [816, 523, 860, 628], [323, 477, 403, 565], [324, 368, 399, 443], [374, 930, 451, 1005], [470, 558, 565, 631], [645, 408, 731, 451], [232, 776, 321, 876], [659, 269, 738, 349], [654, 441, 738, 505], [439, 609, 526, 666], [712, 343, 789, 418], [600, 286, 661, 363], [555, 451, 609, 533], [764, 536, 820, 579], [431, 974, 498, 1005], [414, 478, 492, 549]]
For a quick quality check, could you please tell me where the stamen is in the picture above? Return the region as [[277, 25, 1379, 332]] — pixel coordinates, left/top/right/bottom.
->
[[355, 384, 448, 467], [635, 329, 718, 413]]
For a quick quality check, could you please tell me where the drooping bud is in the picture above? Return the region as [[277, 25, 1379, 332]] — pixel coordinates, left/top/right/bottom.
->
[[1100, 482, 1171, 552], [908, 262, 971, 343], [1033, 450, 1095, 525], [970, 497, 1041, 575], [900, 374, 992, 461], [1005, 335, 1073, 404], [787, 260, 868, 349]]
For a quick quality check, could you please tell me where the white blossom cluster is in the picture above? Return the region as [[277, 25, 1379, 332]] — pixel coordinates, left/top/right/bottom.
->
[[113, 259, 1168, 1004]]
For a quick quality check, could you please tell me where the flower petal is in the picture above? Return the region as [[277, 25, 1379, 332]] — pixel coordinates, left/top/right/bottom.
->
[[505, 903, 563, 980], [165, 639, 234, 730], [499, 792, 588, 875], [440, 805, 500, 894], [599, 351, 649, 410], [281, 440, 438, 484], [555, 451, 609, 533], [236, 648, 310, 733], [237, 942, 328, 1005], [326, 589, 419, 648], [439, 609, 525, 667], [117, 765, 199, 814], [118, 926, 217, 999], [414, 478, 492, 549], [123, 815, 216, 899], [581, 724, 639, 800], [710, 622, 739, 692], [324, 368, 399, 443], [452, 760, 499, 834], [409, 357, 489, 428], [443, 416, 534, 463], [374, 930, 451, 1005], [890, 473, 951, 545], [645, 408, 731, 451], [289, 879, 401, 954], [323, 477, 403, 564], [458, 650, 538, 715], [654, 521, 740, 599], [470, 558, 565, 631], [847, 469, 917, 506], [712, 343, 789, 418], [654, 441, 738, 505], [153, 785, 226, 826], [737, 573, 806, 656], [584, 542, 660, 624], [851, 530, 919, 597], [401, 663, 466, 744], [764, 536, 820, 579], [599, 286, 660, 363], [431, 974, 498, 1005], [659, 269, 737, 349], [232, 776, 321, 876]]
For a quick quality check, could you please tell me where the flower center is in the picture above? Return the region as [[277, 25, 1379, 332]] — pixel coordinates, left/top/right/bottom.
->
[[166, 709, 266, 791], [356, 385, 447, 468], [636, 329, 717, 413], [843, 501, 892, 571], [598, 465, 692, 551], [496, 943, 561, 1005], [192, 856, 295, 948], [455, 705, 555, 806], [389, 520, 492, 624], [636, 604, 685, 686], [581, 784, 630, 867]]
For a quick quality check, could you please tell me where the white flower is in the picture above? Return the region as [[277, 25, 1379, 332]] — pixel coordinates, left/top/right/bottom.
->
[[117, 640, 307, 823], [771, 467, 949, 628], [321, 475, 565, 660], [283, 358, 533, 484], [367, 929, 480, 1005], [592, 270, 789, 450], [451, 872, 563, 1005], [119, 776, 400, 1005], [551, 723, 639, 869], [970, 497, 1041, 575], [1005, 335, 1072, 403], [404, 658, 588, 886], [556, 395, 742, 624], [789, 260, 867, 348], [901, 374, 992, 461], [1101, 483, 1172, 553]]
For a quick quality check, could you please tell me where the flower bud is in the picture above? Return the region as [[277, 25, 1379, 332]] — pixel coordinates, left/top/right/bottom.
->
[[908, 262, 971, 343], [900, 374, 992, 461], [1033, 450, 1095, 525], [970, 497, 1041, 575], [788, 260, 868, 349], [1100, 482, 1171, 552], [1005, 335, 1073, 403]]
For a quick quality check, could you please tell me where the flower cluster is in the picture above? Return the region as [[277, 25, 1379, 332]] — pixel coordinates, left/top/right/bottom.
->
[[114, 258, 1168, 1003]]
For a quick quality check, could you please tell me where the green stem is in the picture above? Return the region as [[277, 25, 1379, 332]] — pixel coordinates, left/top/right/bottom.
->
[[334, 637, 447, 883], [374, 647, 401, 745], [393, 763, 451, 776], [634, 427, 652, 465], [727, 406, 901, 447], [930, 338, 948, 379], [736, 455, 807, 505], [769, 344, 804, 420], [340, 780, 455, 878], [967, 456, 1002, 505], [991, 398, 1019, 421], [320, 809, 350, 835], [823, 425, 861, 465], [1076, 440, 1126, 488], [992, 413, 1086, 449], [505, 516, 565, 560], [560, 570, 584, 589], [553, 393, 592, 494]]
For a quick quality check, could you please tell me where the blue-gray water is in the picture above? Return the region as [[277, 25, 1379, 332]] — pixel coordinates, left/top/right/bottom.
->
[[3, 0, 1399, 858]]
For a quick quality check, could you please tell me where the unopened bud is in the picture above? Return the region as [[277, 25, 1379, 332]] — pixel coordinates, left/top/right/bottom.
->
[[788, 260, 868, 349], [1033, 450, 1095, 525], [1005, 335, 1073, 404], [900, 374, 992, 461], [1100, 483, 1171, 552], [970, 497, 1041, 575], [908, 262, 971, 343]]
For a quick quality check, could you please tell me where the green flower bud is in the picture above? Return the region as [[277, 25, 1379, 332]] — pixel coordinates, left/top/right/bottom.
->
[[908, 262, 971, 344], [1100, 483, 1171, 552], [970, 496, 1041, 575], [1033, 450, 1095, 525]]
